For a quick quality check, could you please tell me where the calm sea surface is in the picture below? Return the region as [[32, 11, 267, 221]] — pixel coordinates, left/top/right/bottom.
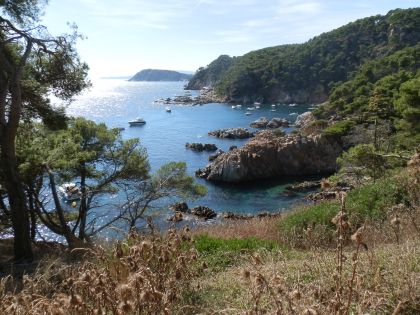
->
[[66, 79, 313, 217]]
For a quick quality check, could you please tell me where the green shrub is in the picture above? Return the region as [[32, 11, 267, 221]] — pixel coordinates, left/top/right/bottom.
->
[[322, 120, 354, 137], [279, 201, 340, 233]]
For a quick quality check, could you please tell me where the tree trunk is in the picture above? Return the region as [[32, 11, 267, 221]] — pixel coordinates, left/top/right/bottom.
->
[[78, 166, 88, 240], [0, 136, 33, 261]]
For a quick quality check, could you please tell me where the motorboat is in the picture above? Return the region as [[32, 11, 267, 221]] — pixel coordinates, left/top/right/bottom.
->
[[270, 109, 277, 112], [245, 112, 252, 115], [59, 183, 81, 202], [165, 107, 172, 112], [271, 104, 276, 107], [255, 105, 260, 109], [254, 102, 261, 106], [289, 112, 298, 116], [247, 107, 255, 111], [129, 118, 146, 126], [289, 103, 297, 107], [231, 105, 236, 109], [236, 104, 242, 108]]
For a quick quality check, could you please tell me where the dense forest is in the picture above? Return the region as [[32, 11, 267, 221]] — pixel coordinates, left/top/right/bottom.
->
[[189, 8, 420, 105], [129, 69, 192, 82]]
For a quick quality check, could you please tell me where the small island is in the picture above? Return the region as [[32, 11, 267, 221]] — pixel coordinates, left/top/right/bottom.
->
[[129, 69, 192, 82]]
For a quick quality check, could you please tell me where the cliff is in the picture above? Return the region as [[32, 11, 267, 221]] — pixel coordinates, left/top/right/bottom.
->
[[196, 131, 343, 183]]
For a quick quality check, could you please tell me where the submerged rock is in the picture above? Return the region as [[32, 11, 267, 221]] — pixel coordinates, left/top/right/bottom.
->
[[197, 131, 343, 183], [191, 206, 217, 220], [208, 128, 254, 139], [185, 142, 218, 152]]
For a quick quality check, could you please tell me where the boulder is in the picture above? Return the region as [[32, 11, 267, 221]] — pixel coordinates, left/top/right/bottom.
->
[[295, 111, 315, 128], [185, 142, 218, 152], [190, 206, 217, 220], [197, 131, 343, 183], [229, 145, 238, 151], [250, 117, 269, 128], [208, 128, 254, 139], [267, 118, 289, 128], [169, 202, 189, 213]]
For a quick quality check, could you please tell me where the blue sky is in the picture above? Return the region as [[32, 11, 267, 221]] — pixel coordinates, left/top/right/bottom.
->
[[41, 0, 419, 78]]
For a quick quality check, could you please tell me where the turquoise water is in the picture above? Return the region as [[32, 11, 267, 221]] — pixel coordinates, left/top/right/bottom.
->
[[67, 79, 312, 216]]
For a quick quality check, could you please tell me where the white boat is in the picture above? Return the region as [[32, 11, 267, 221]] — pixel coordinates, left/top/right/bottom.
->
[[236, 104, 242, 108], [59, 183, 81, 202], [289, 103, 297, 107], [129, 118, 146, 126], [165, 107, 171, 112], [254, 102, 261, 106], [271, 104, 276, 107], [289, 112, 298, 116], [270, 109, 277, 112], [231, 105, 236, 109], [255, 105, 260, 109], [247, 107, 255, 111], [245, 112, 252, 115]]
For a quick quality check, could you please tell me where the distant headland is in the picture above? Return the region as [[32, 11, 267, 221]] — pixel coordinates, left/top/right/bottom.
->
[[129, 69, 193, 82]]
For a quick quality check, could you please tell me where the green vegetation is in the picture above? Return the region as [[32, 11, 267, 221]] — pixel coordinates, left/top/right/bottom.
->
[[322, 120, 355, 137], [189, 8, 420, 104], [194, 235, 278, 270], [129, 69, 192, 82], [186, 55, 236, 90]]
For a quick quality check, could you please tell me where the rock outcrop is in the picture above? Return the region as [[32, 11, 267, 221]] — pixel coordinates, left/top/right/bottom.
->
[[190, 206, 217, 220], [250, 117, 269, 128], [294, 111, 315, 128], [185, 143, 218, 152], [196, 131, 343, 183], [250, 117, 289, 129], [208, 128, 254, 139], [169, 202, 189, 213], [267, 118, 289, 128], [209, 150, 224, 161]]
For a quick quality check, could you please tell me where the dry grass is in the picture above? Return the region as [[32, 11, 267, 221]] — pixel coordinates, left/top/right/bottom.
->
[[191, 217, 281, 241], [0, 228, 201, 315], [188, 238, 420, 314]]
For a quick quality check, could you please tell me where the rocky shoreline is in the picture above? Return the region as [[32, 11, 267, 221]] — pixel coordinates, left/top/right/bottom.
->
[[156, 88, 226, 105]]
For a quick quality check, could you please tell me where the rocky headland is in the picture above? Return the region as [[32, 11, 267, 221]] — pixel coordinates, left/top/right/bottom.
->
[[157, 88, 226, 105], [196, 130, 343, 183]]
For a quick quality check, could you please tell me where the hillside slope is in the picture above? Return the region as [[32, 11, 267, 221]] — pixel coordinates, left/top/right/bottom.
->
[[188, 8, 420, 104]]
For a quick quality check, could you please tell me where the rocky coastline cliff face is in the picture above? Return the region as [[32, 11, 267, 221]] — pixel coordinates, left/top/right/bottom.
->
[[196, 131, 343, 183]]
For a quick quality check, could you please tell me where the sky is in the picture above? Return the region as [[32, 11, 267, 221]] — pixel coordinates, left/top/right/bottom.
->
[[40, 0, 419, 79]]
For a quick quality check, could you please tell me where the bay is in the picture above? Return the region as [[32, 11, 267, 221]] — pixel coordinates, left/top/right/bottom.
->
[[67, 79, 312, 217]]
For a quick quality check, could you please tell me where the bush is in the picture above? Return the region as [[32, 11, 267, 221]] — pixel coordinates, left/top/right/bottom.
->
[[322, 120, 354, 137]]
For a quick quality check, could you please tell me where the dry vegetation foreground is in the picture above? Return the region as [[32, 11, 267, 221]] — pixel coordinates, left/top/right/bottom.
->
[[1, 162, 420, 314]]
